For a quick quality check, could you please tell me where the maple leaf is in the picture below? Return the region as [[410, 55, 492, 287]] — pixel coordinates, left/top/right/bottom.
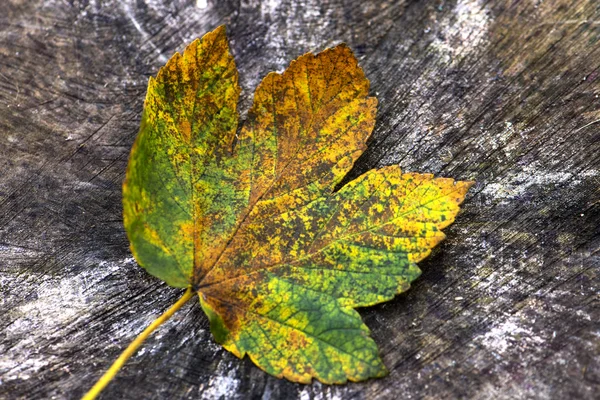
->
[[85, 25, 472, 398]]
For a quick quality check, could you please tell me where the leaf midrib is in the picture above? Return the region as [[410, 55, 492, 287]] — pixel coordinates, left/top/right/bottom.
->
[[200, 185, 464, 289]]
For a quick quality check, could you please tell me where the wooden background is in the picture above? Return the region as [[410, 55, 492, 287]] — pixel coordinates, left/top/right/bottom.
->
[[1, 0, 599, 399]]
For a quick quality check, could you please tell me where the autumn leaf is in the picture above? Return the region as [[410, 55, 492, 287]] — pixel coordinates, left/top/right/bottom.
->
[[84, 25, 472, 398]]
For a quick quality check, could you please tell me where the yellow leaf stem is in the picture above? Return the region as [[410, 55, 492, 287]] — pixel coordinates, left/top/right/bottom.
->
[[82, 287, 194, 400]]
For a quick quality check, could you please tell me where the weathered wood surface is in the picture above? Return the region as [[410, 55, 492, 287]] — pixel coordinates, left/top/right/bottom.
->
[[1, 0, 599, 399]]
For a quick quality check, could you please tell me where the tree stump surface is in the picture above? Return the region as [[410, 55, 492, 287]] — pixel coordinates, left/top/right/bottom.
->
[[1, 0, 598, 399]]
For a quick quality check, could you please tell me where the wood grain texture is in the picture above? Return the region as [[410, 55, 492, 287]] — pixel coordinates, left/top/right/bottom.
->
[[0, 0, 598, 399]]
